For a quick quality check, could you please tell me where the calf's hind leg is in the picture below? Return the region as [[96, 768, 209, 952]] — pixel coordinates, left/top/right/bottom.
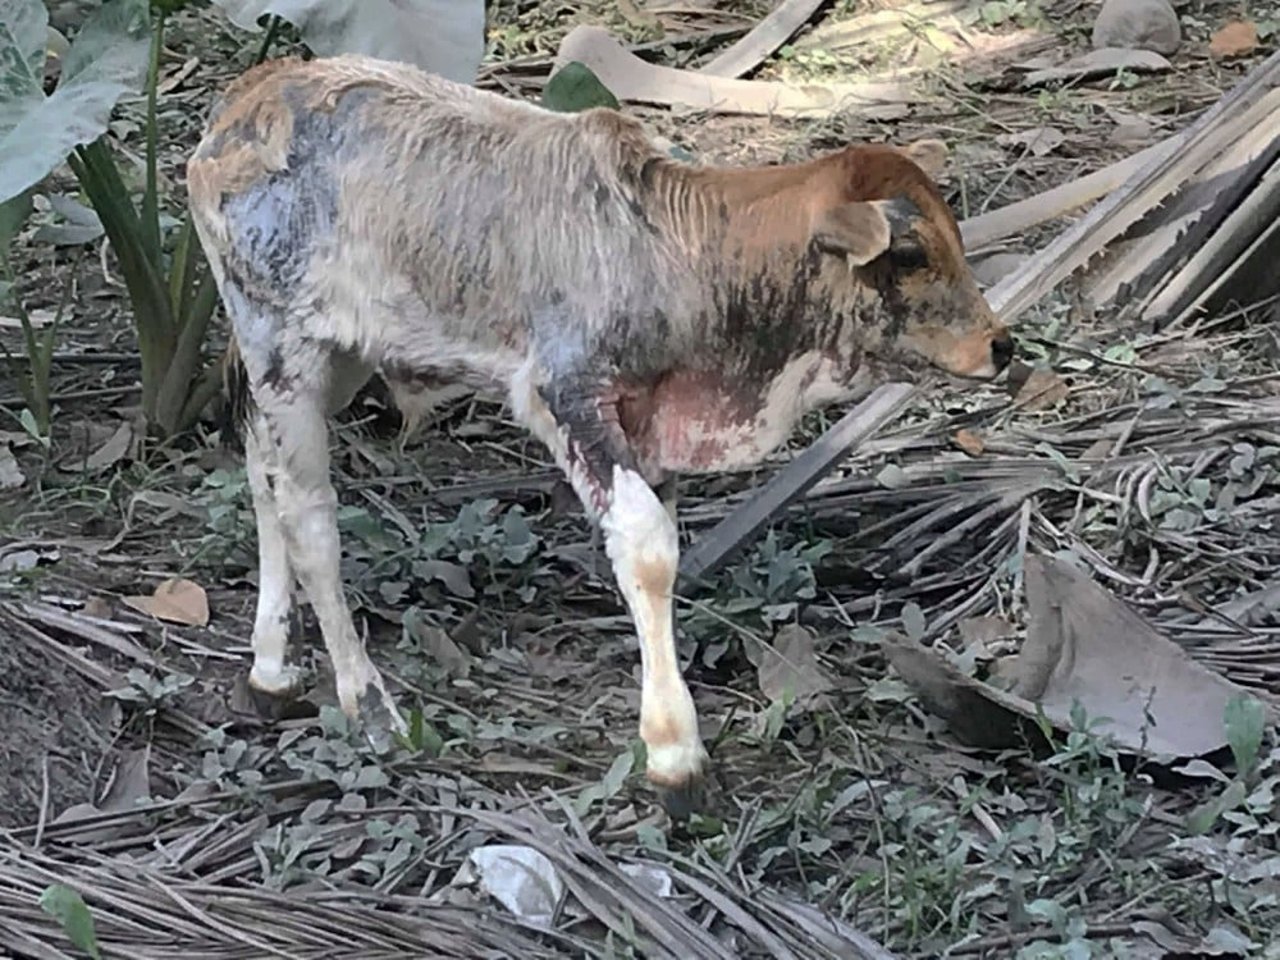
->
[[244, 413, 300, 698], [239, 338, 405, 738]]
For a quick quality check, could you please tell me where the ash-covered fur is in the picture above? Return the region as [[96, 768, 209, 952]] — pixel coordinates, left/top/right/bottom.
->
[[188, 54, 1010, 809]]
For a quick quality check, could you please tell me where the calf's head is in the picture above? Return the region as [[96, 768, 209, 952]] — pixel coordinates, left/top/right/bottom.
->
[[809, 141, 1013, 381]]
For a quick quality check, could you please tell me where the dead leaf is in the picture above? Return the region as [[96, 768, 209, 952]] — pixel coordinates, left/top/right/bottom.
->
[[410, 620, 471, 679], [413, 558, 475, 598], [757, 624, 835, 708], [0, 549, 39, 573], [1209, 21, 1258, 59], [996, 125, 1065, 157], [887, 556, 1262, 760], [0, 308, 55, 329], [1015, 368, 1069, 411], [455, 845, 564, 928], [1021, 47, 1170, 86], [971, 251, 1030, 288], [0, 445, 24, 489], [952, 429, 985, 457], [100, 747, 152, 812], [958, 615, 1016, 646], [83, 420, 133, 473], [122, 578, 210, 627]]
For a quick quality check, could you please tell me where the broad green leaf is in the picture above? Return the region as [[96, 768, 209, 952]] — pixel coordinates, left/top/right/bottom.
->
[[0, 0, 48, 128], [210, 0, 484, 83], [0, 0, 150, 204], [38, 884, 102, 960], [0, 187, 33, 251], [542, 61, 620, 113], [1225, 694, 1266, 774]]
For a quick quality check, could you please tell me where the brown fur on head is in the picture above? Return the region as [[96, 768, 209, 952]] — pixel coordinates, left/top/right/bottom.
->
[[803, 142, 1009, 381]]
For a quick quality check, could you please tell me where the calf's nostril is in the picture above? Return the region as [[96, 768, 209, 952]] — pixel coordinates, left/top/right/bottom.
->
[[991, 334, 1015, 370]]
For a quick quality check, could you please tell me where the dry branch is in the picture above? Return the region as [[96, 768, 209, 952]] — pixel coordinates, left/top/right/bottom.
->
[[958, 135, 1185, 253], [697, 0, 825, 78], [554, 25, 912, 118], [1082, 86, 1280, 317], [985, 47, 1280, 325]]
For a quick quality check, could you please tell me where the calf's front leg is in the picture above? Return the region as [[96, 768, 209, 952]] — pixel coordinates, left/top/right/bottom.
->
[[513, 369, 708, 813]]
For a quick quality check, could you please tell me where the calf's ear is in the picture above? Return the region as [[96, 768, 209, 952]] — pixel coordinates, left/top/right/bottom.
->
[[811, 197, 917, 266]]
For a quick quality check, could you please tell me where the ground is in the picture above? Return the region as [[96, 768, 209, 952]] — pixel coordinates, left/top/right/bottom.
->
[[1, 1, 1279, 957]]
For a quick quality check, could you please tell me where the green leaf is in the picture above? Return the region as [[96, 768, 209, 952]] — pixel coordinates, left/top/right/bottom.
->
[[0, 0, 48, 127], [573, 749, 634, 817], [38, 884, 102, 960], [542, 61, 620, 113], [1224, 694, 1266, 774], [900, 601, 926, 641], [0, 186, 33, 251], [0, 0, 150, 204]]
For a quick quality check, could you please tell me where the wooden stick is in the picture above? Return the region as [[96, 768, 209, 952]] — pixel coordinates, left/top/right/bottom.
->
[[554, 25, 911, 118], [698, 0, 825, 78], [677, 382, 918, 584], [985, 46, 1280, 324], [958, 135, 1184, 253], [1082, 86, 1280, 309], [1143, 150, 1280, 326]]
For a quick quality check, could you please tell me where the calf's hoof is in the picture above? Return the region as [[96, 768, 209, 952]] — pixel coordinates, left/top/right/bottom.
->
[[656, 775, 706, 821], [246, 662, 305, 719], [646, 742, 710, 820], [340, 677, 409, 753]]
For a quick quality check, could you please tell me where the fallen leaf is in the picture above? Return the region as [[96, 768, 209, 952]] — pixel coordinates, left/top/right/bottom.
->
[[758, 624, 835, 708], [455, 845, 564, 928], [0, 307, 55, 329], [99, 747, 151, 812], [1015, 368, 1069, 411], [1021, 47, 1170, 86], [1209, 21, 1258, 59], [0, 445, 23, 489], [952, 429, 986, 457], [996, 125, 1064, 157], [413, 558, 475, 598], [555, 24, 912, 119], [970, 251, 1030, 288], [886, 555, 1264, 760], [405, 613, 471, 679], [122, 578, 209, 627], [958, 615, 1016, 646], [0, 549, 39, 573], [83, 420, 133, 473]]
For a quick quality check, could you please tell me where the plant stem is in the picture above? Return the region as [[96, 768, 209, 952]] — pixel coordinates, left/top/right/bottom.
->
[[141, 8, 166, 272], [254, 15, 283, 65]]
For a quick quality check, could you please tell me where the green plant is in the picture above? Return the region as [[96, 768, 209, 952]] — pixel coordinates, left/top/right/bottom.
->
[[39, 884, 102, 959], [65, 0, 224, 437], [0, 190, 68, 438], [0, 0, 223, 438]]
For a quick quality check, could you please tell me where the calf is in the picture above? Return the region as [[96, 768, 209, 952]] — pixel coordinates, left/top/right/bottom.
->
[[187, 54, 1012, 813]]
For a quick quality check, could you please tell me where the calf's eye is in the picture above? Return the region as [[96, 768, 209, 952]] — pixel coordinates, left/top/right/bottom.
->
[[889, 241, 929, 271]]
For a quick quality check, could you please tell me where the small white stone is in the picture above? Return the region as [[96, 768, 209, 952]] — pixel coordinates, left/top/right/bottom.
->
[[1092, 0, 1181, 55]]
